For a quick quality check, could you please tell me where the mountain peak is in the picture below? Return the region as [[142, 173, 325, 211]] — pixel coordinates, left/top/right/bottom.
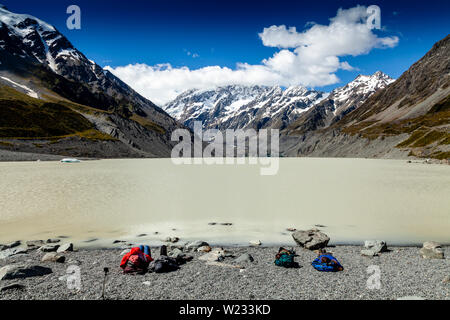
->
[[285, 72, 395, 136], [372, 70, 393, 80], [353, 71, 392, 82], [0, 5, 55, 33]]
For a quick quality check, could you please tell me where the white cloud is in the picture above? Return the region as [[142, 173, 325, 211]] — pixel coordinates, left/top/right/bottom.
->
[[106, 5, 399, 105]]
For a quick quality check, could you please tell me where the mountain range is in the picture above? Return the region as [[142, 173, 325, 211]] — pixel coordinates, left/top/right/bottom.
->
[[165, 72, 394, 132], [164, 85, 328, 130], [0, 4, 448, 161]]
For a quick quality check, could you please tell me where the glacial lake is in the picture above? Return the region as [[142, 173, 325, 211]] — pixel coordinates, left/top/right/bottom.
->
[[0, 158, 449, 247]]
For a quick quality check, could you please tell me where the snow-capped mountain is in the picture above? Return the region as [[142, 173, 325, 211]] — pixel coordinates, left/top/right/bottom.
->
[[164, 85, 328, 130], [330, 71, 395, 118], [165, 72, 393, 132], [0, 5, 104, 85], [0, 5, 174, 121], [0, 5, 183, 157], [286, 71, 395, 134]]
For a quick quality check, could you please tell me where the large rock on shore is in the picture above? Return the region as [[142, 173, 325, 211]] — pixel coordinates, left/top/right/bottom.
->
[[167, 241, 188, 251], [0, 247, 27, 260], [164, 237, 180, 243], [185, 240, 209, 252], [168, 248, 185, 259], [361, 240, 388, 257], [292, 229, 330, 250], [198, 248, 232, 262], [249, 240, 262, 247], [0, 241, 21, 251], [235, 253, 254, 264], [419, 241, 444, 259], [46, 239, 61, 244], [197, 246, 212, 253], [0, 264, 52, 280], [39, 244, 60, 252], [26, 240, 45, 250], [57, 243, 73, 253], [41, 253, 66, 263]]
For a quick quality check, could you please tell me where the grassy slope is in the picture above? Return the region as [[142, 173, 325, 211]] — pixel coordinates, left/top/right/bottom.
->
[[0, 85, 114, 141], [1, 52, 170, 136], [341, 94, 450, 159]]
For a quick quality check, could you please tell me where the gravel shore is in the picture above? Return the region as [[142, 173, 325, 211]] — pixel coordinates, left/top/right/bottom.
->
[[0, 245, 448, 300]]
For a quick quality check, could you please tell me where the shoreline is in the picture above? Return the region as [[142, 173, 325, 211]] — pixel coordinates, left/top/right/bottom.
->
[[2, 233, 450, 252], [1, 148, 449, 164], [1, 245, 448, 300], [2, 237, 450, 251]]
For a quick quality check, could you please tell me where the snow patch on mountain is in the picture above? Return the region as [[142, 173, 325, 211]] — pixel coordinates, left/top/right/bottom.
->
[[0, 75, 38, 98]]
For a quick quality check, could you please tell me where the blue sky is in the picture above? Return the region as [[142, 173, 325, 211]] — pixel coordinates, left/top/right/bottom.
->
[[2, 0, 450, 104]]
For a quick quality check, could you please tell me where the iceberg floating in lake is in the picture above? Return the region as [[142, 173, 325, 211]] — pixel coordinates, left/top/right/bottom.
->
[[61, 158, 81, 163]]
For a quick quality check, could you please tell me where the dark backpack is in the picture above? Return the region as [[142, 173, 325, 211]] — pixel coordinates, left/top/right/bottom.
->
[[275, 247, 298, 268], [149, 256, 180, 273]]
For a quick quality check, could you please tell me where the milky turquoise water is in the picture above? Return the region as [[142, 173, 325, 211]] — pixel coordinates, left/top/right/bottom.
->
[[0, 158, 449, 247]]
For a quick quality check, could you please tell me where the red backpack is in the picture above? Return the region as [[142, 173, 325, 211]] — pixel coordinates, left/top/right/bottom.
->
[[120, 247, 153, 274]]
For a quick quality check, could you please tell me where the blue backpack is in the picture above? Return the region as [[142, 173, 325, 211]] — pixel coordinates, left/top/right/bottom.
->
[[312, 254, 344, 272]]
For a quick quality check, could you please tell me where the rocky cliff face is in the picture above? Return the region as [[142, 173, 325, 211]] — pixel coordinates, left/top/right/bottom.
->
[[0, 5, 183, 158]]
